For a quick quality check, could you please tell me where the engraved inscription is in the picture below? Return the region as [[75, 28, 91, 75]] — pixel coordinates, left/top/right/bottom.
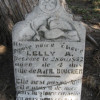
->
[[13, 42, 85, 100]]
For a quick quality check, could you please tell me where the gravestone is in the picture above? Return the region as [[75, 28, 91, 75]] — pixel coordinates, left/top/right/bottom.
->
[[12, 0, 86, 100]]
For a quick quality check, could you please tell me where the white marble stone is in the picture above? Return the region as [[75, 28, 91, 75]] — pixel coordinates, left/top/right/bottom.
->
[[12, 0, 86, 100]]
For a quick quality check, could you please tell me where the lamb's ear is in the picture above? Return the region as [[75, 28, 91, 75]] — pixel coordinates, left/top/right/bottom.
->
[[38, 25, 43, 32], [48, 17, 57, 25], [38, 25, 47, 32]]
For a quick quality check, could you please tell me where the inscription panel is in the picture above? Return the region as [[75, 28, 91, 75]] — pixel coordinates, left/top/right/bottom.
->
[[13, 42, 85, 100]]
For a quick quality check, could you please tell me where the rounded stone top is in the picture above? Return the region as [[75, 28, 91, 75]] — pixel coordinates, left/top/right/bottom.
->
[[39, 0, 60, 13]]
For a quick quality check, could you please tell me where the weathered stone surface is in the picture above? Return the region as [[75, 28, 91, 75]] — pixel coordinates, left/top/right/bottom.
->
[[12, 0, 86, 100], [12, 0, 85, 42]]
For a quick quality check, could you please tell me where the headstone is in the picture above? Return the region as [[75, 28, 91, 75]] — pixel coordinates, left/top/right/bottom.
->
[[12, 0, 86, 100]]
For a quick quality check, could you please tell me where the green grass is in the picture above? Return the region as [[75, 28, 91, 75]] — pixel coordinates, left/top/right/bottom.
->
[[67, 0, 100, 21]]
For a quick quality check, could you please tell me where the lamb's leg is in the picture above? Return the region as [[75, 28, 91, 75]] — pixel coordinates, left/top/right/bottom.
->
[[64, 30, 80, 42]]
